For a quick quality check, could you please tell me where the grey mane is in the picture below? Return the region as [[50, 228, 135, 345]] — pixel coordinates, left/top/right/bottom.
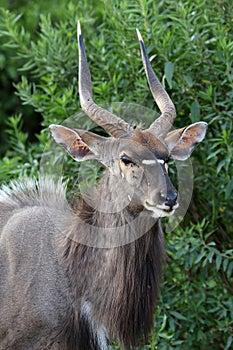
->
[[0, 177, 68, 211]]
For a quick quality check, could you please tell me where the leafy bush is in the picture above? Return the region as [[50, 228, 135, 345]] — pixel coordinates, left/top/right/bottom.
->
[[0, 0, 232, 349]]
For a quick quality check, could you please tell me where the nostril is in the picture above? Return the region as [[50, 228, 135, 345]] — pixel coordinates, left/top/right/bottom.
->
[[160, 191, 178, 207]]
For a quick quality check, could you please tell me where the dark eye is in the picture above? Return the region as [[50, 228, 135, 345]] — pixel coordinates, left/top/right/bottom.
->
[[121, 154, 136, 166]]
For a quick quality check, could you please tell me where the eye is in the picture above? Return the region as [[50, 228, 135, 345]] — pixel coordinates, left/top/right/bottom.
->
[[120, 154, 136, 166]]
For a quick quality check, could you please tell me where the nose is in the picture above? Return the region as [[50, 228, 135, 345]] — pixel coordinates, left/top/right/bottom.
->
[[160, 191, 178, 208]]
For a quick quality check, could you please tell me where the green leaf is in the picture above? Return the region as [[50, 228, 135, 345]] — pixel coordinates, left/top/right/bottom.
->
[[223, 259, 229, 272], [207, 279, 217, 288], [217, 159, 226, 174], [165, 61, 174, 89], [225, 179, 233, 200], [170, 311, 187, 321], [159, 314, 167, 332], [184, 74, 194, 87], [191, 100, 200, 122], [158, 332, 174, 340], [199, 91, 212, 101], [227, 261, 233, 279], [195, 249, 206, 264], [207, 250, 215, 263], [225, 335, 233, 350], [216, 255, 222, 271]]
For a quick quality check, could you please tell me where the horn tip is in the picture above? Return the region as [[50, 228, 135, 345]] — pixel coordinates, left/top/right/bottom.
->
[[77, 20, 81, 39], [136, 28, 143, 42]]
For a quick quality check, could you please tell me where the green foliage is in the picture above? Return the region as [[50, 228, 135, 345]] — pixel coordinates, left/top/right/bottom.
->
[[0, 0, 232, 349], [157, 220, 233, 350]]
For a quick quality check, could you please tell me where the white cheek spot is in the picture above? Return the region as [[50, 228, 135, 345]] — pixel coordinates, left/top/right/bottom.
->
[[121, 172, 125, 178], [142, 159, 156, 165]]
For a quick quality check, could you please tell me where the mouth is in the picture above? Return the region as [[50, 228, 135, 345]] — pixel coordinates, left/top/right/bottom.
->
[[145, 202, 179, 218]]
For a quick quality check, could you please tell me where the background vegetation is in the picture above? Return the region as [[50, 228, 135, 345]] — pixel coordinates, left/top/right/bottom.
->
[[0, 0, 232, 349]]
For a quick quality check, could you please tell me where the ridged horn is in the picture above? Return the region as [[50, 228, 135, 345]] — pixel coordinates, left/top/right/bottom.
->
[[136, 29, 176, 138], [78, 21, 133, 138]]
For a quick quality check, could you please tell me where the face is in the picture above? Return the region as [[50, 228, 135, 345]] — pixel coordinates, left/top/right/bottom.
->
[[111, 132, 179, 218]]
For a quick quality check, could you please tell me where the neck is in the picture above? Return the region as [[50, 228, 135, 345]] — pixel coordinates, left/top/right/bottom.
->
[[59, 172, 165, 349]]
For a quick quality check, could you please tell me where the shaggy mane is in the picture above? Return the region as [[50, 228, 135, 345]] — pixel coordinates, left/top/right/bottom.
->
[[0, 177, 68, 211]]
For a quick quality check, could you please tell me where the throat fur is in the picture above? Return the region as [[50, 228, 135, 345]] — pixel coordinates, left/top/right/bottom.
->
[[59, 199, 165, 349]]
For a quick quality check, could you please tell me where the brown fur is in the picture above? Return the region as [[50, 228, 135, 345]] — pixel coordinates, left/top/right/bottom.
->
[[57, 172, 165, 350]]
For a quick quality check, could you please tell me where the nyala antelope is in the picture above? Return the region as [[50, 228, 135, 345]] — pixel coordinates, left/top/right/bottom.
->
[[0, 22, 207, 350]]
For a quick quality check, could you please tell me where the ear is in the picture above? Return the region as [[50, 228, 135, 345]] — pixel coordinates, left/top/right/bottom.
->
[[165, 122, 208, 160], [49, 124, 107, 161]]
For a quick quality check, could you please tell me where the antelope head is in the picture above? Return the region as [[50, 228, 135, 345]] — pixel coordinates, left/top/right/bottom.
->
[[50, 22, 207, 219]]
